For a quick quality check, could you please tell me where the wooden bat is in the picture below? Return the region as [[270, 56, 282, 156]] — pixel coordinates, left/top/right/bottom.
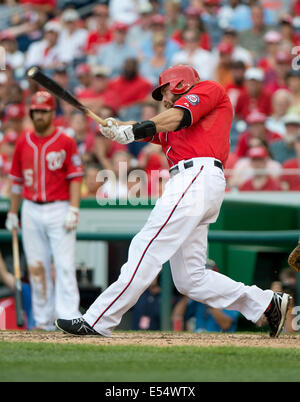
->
[[27, 66, 108, 126], [12, 228, 24, 327]]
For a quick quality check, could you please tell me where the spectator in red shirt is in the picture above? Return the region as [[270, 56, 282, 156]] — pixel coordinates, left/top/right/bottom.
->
[[235, 110, 282, 158], [228, 139, 282, 190], [239, 146, 282, 192], [84, 3, 113, 56], [108, 58, 152, 115], [280, 134, 300, 191], [235, 67, 272, 120], [2, 104, 26, 137], [171, 6, 211, 51], [213, 41, 234, 89], [279, 14, 300, 48], [0, 130, 18, 175], [73, 63, 93, 96], [258, 31, 282, 76], [265, 51, 292, 94], [76, 65, 116, 112], [225, 60, 247, 111]]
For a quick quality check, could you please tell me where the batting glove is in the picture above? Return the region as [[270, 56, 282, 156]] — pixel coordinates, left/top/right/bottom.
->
[[5, 212, 19, 232], [99, 117, 119, 140], [99, 118, 135, 144], [64, 206, 79, 232], [114, 125, 135, 144]]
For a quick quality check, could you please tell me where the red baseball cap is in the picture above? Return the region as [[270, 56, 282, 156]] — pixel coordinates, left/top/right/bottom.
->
[[76, 63, 92, 76], [218, 41, 233, 55], [113, 22, 129, 31], [30, 91, 56, 111], [246, 110, 267, 124], [248, 146, 269, 159], [5, 104, 25, 120], [1, 130, 18, 144], [0, 31, 15, 41], [151, 14, 167, 25]]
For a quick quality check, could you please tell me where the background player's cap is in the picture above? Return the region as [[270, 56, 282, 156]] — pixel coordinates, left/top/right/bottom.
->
[[152, 65, 200, 101], [30, 91, 56, 111]]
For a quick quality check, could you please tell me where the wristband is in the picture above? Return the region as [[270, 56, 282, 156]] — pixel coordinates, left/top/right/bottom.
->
[[132, 120, 156, 140]]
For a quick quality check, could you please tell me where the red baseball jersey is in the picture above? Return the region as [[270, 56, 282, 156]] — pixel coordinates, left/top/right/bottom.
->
[[9, 128, 84, 202], [148, 80, 233, 167]]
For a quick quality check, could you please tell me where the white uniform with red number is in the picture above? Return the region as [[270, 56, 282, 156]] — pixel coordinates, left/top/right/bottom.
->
[[83, 80, 273, 336], [10, 128, 84, 330]]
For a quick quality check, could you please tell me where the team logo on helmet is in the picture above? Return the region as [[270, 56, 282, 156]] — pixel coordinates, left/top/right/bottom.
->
[[185, 94, 200, 106]]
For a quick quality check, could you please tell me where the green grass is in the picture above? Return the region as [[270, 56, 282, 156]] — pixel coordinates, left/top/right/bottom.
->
[[1, 342, 300, 382]]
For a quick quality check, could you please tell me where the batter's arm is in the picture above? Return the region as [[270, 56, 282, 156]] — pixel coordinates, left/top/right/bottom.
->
[[150, 107, 184, 132]]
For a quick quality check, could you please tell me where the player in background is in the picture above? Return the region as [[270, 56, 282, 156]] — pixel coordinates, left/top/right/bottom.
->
[[55, 65, 291, 338], [5, 91, 83, 331]]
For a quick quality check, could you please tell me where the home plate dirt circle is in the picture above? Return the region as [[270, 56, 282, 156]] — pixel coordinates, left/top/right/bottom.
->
[[1, 331, 300, 348]]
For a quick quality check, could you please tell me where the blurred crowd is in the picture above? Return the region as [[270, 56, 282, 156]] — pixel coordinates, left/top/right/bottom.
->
[[1, 0, 300, 199]]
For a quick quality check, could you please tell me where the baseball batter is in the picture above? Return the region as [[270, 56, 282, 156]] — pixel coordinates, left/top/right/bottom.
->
[[56, 65, 291, 338], [6, 91, 84, 330]]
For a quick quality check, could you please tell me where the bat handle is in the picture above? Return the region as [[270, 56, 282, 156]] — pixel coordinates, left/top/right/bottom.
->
[[86, 109, 107, 126]]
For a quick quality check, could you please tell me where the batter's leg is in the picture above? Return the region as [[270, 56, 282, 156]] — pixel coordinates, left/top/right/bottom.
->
[[169, 223, 273, 324], [21, 200, 55, 330], [83, 166, 211, 336]]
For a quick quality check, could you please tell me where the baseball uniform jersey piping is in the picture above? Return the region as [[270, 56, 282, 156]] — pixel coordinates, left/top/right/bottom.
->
[[91, 164, 204, 328], [26, 132, 39, 201], [8, 174, 23, 183], [40, 130, 62, 201]]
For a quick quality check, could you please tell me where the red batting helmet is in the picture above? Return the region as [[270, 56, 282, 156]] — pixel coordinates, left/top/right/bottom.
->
[[30, 91, 56, 112], [152, 65, 200, 101]]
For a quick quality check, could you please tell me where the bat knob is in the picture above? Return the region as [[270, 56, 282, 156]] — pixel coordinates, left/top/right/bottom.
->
[[27, 66, 39, 78]]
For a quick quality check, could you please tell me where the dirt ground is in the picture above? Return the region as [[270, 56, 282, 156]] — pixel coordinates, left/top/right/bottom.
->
[[1, 331, 300, 348]]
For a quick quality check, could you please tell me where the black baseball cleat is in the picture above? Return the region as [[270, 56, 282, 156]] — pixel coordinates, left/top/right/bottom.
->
[[55, 317, 100, 336], [264, 292, 292, 338]]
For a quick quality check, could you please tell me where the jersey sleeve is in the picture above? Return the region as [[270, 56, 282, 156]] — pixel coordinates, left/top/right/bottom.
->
[[65, 138, 84, 181], [139, 132, 161, 145], [173, 81, 224, 126]]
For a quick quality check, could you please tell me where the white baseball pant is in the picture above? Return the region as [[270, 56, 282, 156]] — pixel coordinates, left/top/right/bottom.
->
[[21, 200, 81, 330], [83, 157, 273, 336]]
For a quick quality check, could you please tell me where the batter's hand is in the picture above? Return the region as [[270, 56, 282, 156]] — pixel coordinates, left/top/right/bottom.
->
[[99, 119, 135, 144], [5, 212, 19, 232], [64, 206, 79, 232]]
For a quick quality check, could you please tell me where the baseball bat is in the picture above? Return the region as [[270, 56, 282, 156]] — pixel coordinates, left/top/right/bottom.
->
[[12, 228, 24, 327], [27, 66, 107, 126]]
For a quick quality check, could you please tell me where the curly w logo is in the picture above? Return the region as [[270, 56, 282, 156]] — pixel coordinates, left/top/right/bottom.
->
[[46, 150, 66, 171]]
